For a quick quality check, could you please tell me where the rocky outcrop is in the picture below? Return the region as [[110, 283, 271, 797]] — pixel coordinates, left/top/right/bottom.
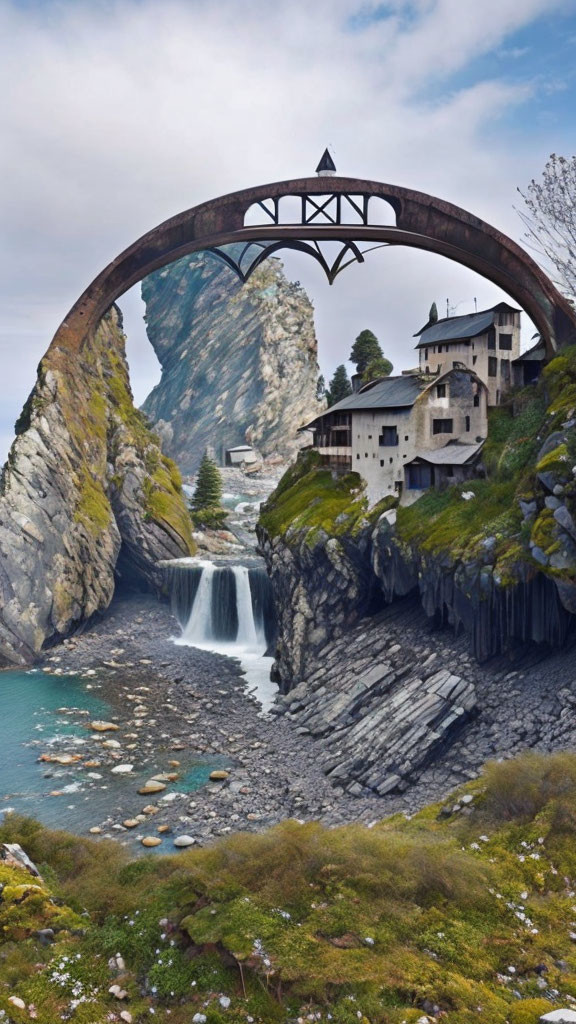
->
[[259, 347, 576, 685], [273, 620, 476, 796], [141, 254, 324, 473], [0, 307, 194, 666], [257, 452, 389, 689]]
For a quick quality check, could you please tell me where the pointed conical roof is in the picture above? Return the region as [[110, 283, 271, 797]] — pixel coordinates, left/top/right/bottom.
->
[[316, 148, 336, 174]]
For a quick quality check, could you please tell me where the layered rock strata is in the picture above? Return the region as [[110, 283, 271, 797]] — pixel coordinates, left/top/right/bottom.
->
[[273, 622, 476, 796], [141, 254, 324, 473], [0, 307, 193, 666], [259, 348, 576, 684]]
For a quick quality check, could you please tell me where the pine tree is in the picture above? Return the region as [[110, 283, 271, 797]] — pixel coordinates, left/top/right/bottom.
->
[[429, 302, 438, 324], [362, 355, 393, 383], [326, 365, 352, 407], [349, 329, 382, 374], [191, 453, 222, 511], [316, 374, 326, 401]]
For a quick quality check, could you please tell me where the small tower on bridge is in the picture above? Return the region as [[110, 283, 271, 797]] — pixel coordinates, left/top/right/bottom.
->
[[316, 148, 336, 176]]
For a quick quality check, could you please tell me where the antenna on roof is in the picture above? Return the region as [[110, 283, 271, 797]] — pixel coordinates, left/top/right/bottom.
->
[[474, 297, 477, 312], [446, 299, 450, 318]]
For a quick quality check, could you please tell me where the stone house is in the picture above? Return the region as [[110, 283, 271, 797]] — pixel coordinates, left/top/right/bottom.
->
[[305, 367, 488, 505], [415, 301, 521, 405]]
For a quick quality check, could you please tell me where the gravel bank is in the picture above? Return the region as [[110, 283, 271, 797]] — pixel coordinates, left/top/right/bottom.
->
[[37, 593, 576, 853]]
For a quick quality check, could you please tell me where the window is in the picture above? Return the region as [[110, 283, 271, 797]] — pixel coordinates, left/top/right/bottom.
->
[[404, 435, 409, 441], [433, 418, 453, 434], [499, 333, 513, 350], [499, 310, 515, 326], [380, 459, 384, 467], [365, 452, 368, 458], [379, 426, 398, 446], [501, 359, 510, 381], [488, 357, 497, 377], [446, 465, 454, 477], [436, 384, 446, 398], [368, 434, 372, 439], [407, 464, 432, 489], [389, 457, 393, 464], [465, 415, 470, 432], [488, 329, 496, 351], [473, 393, 480, 407], [472, 355, 477, 365], [425, 348, 429, 359]]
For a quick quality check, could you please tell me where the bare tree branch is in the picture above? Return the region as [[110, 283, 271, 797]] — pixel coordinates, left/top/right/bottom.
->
[[517, 153, 576, 302]]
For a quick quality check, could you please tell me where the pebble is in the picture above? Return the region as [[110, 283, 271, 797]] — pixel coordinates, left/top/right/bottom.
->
[[8, 996, 26, 1009], [138, 781, 166, 794], [141, 836, 162, 848], [173, 835, 196, 848], [210, 770, 230, 780], [111, 764, 134, 774], [90, 721, 119, 733], [89, 826, 102, 835]]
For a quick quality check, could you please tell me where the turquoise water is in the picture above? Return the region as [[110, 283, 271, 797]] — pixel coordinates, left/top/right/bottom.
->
[[0, 669, 221, 838]]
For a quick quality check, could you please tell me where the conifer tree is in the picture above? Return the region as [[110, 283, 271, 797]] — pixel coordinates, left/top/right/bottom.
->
[[191, 453, 223, 512], [316, 374, 326, 401], [326, 365, 352, 407], [429, 301, 438, 324], [349, 329, 382, 374], [362, 355, 393, 383]]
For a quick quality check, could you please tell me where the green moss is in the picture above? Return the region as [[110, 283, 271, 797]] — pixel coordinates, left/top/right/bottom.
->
[[3, 753, 576, 1019], [74, 468, 112, 537], [536, 443, 569, 475], [260, 451, 396, 544]]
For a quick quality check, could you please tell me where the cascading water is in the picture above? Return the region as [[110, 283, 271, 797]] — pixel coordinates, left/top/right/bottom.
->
[[166, 559, 277, 711]]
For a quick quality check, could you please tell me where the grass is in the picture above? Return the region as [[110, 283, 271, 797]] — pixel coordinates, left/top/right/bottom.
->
[[4, 753, 576, 1021], [259, 450, 396, 546]]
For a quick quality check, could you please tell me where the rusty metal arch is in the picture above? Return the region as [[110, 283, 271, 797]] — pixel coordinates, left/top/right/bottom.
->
[[53, 175, 576, 356]]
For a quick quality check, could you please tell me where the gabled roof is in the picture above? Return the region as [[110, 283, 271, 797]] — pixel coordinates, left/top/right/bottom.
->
[[414, 302, 520, 349], [316, 374, 427, 417], [512, 338, 546, 363], [408, 441, 484, 466]]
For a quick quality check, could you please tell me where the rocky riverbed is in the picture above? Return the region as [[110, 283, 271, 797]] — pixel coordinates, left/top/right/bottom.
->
[[28, 591, 576, 856]]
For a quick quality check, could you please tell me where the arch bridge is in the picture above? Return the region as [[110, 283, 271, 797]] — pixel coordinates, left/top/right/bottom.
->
[[53, 173, 576, 357]]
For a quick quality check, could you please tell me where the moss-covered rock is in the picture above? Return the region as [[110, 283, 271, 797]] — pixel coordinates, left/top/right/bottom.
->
[[0, 306, 195, 665], [3, 752, 576, 1021]]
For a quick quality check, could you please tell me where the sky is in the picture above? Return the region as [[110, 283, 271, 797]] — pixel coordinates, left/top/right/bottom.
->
[[1, 0, 576, 463]]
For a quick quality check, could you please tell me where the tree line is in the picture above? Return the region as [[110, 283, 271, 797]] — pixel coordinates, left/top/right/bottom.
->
[[318, 327, 394, 408]]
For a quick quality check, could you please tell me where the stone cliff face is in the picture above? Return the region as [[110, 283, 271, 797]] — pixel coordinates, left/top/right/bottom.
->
[[259, 347, 576, 686], [141, 254, 324, 473], [0, 307, 194, 666]]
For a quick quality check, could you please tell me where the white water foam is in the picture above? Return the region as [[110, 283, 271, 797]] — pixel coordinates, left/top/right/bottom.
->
[[173, 561, 277, 713]]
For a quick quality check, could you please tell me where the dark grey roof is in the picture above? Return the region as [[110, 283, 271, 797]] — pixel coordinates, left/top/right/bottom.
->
[[513, 339, 546, 363], [408, 441, 484, 466], [415, 303, 520, 349], [305, 375, 426, 425]]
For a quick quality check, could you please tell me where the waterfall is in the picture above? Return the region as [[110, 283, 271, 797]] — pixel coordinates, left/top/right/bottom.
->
[[180, 563, 215, 645], [167, 559, 275, 651], [233, 566, 260, 648], [166, 559, 278, 710]]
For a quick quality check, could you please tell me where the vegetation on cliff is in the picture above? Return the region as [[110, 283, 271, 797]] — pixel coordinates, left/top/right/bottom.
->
[[3, 753, 576, 1021], [259, 450, 394, 545], [390, 347, 576, 587]]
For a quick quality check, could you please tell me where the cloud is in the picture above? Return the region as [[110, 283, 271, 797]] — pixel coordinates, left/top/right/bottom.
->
[[0, 0, 573, 461]]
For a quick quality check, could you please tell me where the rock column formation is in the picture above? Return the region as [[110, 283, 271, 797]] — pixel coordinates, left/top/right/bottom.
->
[[0, 307, 194, 666], [141, 254, 324, 473]]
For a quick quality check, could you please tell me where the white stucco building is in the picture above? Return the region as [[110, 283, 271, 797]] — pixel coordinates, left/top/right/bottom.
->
[[414, 302, 521, 406], [306, 367, 488, 505]]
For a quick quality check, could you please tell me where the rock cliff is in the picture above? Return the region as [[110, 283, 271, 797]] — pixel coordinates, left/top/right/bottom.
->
[[0, 307, 194, 666], [259, 346, 576, 684], [141, 254, 324, 473]]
